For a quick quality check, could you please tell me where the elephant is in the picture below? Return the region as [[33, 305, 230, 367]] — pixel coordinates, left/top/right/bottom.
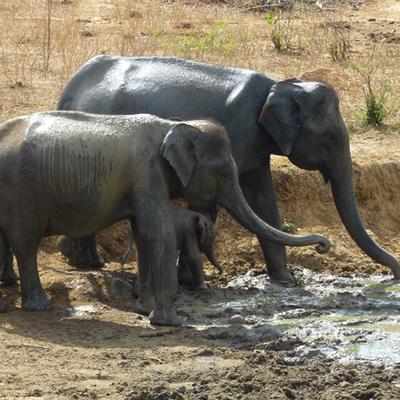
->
[[56, 55, 400, 281], [171, 204, 223, 288], [73, 204, 223, 289], [0, 111, 330, 324]]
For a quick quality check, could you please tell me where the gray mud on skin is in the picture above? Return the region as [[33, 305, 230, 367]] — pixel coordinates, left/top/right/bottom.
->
[[173, 267, 400, 367]]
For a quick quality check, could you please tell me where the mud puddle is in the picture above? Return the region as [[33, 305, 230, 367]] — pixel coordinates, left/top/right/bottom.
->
[[174, 267, 400, 367]]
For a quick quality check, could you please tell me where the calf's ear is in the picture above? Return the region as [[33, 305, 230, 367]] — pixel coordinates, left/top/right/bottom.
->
[[195, 215, 206, 243], [161, 123, 200, 187]]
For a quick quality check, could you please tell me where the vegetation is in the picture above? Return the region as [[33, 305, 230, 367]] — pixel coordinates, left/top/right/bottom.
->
[[0, 0, 399, 128], [350, 42, 400, 126], [177, 21, 235, 57], [282, 221, 297, 233], [328, 39, 349, 61]]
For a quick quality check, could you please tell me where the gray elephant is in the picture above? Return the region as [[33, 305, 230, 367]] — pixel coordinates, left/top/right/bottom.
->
[[0, 111, 330, 325], [56, 56, 400, 282], [93, 204, 222, 289], [171, 205, 222, 288]]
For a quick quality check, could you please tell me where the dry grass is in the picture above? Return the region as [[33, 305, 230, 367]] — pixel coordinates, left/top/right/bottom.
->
[[0, 0, 399, 129]]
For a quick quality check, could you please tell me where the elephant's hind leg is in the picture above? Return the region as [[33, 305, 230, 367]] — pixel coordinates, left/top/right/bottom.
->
[[9, 233, 52, 311], [0, 229, 13, 312], [0, 229, 18, 285]]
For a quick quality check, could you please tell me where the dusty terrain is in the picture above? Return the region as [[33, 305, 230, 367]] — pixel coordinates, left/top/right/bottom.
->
[[1, 0, 400, 399]]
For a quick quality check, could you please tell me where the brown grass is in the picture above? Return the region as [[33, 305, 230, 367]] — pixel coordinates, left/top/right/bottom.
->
[[0, 0, 399, 129]]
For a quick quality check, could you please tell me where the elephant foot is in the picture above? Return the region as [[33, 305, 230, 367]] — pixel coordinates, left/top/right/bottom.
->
[[70, 254, 105, 270], [149, 306, 181, 327], [133, 295, 155, 316], [0, 266, 19, 284], [22, 295, 53, 311], [269, 268, 296, 286], [193, 284, 208, 291], [57, 236, 105, 270]]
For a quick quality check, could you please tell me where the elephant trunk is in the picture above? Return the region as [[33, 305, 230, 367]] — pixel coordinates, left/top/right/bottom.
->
[[218, 184, 331, 253], [330, 158, 400, 279], [205, 246, 223, 274]]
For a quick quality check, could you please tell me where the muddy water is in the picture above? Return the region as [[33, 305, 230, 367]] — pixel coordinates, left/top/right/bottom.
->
[[175, 267, 400, 367]]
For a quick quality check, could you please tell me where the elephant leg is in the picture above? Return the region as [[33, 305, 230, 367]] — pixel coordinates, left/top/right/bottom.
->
[[181, 240, 206, 289], [0, 229, 13, 312], [0, 229, 18, 285], [9, 232, 53, 311], [131, 203, 181, 327], [187, 255, 206, 290], [131, 218, 156, 316], [239, 159, 294, 284], [57, 235, 104, 269], [177, 253, 194, 286]]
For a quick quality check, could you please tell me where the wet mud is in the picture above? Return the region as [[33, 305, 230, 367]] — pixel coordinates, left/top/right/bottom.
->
[[176, 267, 400, 366]]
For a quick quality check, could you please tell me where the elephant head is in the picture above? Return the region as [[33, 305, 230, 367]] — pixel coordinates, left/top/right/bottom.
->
[[258, 79, 400, 279], [160, 121, 331, 253]]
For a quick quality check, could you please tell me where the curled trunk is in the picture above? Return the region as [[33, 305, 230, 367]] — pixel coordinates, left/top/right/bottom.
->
[[218, 185, 330, 254]]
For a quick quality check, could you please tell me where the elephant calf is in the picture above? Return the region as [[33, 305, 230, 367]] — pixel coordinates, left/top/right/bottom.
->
[[171, 205, 222, 289], [0, 111, 330, 326], [117, 204, 223, 289]]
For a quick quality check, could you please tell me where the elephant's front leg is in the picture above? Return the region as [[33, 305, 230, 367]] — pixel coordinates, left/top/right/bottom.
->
[[181, 243, 206, 290], [131, 219, 156, 315], [239, 159, 294, 284], [132, 205, 181, 327]]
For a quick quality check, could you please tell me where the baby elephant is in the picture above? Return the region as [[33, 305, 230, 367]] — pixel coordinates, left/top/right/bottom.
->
[[120, 204, 222, 289], [172, 205, 222, 289]]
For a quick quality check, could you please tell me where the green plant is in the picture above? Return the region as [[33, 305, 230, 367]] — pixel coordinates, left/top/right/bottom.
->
[[282, 221, 297, 233], [153, 29, 163, 37], [266, 12, 292, 51], [266, 12, 282, 51], [178, 20, 235, 57], [266, 12, 277, 26], [329, 39, 349, 61], [350, 44, 397, 125], [271, 31, 283, 51]]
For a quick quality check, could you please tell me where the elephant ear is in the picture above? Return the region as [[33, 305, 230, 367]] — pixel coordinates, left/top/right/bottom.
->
[[161, 123, 200, 187], [195, 215, 206, 244], [258, 78, 304, 156]]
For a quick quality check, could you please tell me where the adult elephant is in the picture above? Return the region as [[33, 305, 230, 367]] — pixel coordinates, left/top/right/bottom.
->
[[56, 55, 400, 281]]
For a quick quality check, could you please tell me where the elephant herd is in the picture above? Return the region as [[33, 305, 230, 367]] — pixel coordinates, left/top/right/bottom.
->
[[0, 56, 398, 326]]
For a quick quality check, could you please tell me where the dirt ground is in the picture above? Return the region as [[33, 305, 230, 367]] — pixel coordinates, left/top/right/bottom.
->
[[1, 0, 400, 399]]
